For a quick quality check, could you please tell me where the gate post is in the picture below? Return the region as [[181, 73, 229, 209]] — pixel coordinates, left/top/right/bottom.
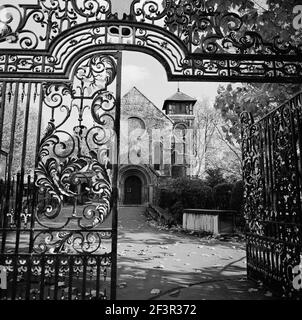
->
[[110, 51, 122, 300]]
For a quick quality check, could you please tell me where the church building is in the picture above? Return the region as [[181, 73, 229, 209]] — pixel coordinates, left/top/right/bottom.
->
[[119, 87, 197, 206]]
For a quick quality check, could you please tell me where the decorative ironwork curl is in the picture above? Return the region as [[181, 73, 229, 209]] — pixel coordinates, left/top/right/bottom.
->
[[242, 92, 302, 298], [33, 230, 111, 254], [35, 53, 117, 229]]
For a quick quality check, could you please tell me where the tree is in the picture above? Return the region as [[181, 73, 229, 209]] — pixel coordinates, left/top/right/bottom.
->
[[192, 98, 219, 177], [212, 0, 302, 145], [205, 167, 225, 188]]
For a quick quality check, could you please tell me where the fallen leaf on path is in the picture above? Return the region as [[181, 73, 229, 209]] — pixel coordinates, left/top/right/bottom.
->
[[150, 289, 161, 295], [137, 252, 146, 256]]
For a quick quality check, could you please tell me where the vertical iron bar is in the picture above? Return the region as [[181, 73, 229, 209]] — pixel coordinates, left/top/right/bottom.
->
[[81, 256, 87, 300], [15, 83, 32, 258], [0, 81, 7, 149], [53, 255, 59, 300], [68, 256, 74, 300], [39, 255, 46, 300], [1, 83, 19, 254], [2, 83, 20, 300], [110, 51, 122, 300], [29, 83, 44, 254], [11, 173, 21, 300], [96, 256, 100, 299], [290, 108, 302, 221]]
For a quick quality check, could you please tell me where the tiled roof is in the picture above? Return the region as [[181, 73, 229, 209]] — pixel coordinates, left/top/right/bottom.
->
[[165, 90, 197, 102], [163, 90, 197, 110]]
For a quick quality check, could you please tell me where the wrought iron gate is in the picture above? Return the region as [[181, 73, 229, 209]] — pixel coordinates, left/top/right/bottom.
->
[[0, 51, 122, 300], [1, 0, 302, 301], [242, 93, 302, 299]]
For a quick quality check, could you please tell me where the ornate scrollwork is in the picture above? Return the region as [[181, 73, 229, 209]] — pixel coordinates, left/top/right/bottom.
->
[[1, 1, 301, 57], [35, 53, 117, 229], [33, 230, 112, 254], [242, 93, 302, 298], [0, 1, 301, 81]]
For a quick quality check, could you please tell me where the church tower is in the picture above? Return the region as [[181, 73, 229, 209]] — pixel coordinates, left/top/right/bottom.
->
[[162, 88, 197, 128], [163, 89, 197, 178]]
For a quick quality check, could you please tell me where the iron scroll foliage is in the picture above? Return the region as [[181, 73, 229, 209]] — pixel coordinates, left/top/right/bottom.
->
[[35, 54, 117, 233], [0, 52, 118, 300], [0, 0, 301, 81], [241, 93, 302, 298]]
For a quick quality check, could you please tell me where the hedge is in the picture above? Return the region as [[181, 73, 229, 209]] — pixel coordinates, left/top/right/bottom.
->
[[212, 183, 233, 210], [230, 180, 244, 212]]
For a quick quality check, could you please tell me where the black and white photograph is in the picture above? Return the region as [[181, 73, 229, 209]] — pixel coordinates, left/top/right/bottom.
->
[[0, 0, 301, 310]]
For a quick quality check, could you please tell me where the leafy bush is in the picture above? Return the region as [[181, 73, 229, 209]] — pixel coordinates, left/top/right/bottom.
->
[[158, 188, 180, 209], [169, 201, 184, 224], [205, 168, 226, 188], [181, 185, 213, 209], [213, 183, 233, 210], [158, 178, 213, 224], [230, 180, 246, 231], [230, 181, 244, 212]]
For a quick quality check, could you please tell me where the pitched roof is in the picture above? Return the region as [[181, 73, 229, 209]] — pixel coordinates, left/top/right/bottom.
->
[[122, 87, 173, 123], [163, 90, 197, 110]]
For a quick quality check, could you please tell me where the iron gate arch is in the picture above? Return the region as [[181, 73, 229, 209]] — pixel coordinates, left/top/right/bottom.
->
[[0, 0, 301, 300]]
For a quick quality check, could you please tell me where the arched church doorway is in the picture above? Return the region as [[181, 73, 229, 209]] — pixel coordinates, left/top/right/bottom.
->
[[124, 176, 142, 205]]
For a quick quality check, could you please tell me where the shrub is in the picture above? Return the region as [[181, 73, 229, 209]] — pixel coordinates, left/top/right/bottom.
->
[[230, 180, 246, 231], [158, 188, 179, 209], [230, 180, 244, 212], [181, 185, 213, 209], [213, 183, 233, 210], [169, 201, 184, 224], [158, 178, 213, 211], [205, 168, 226, 188]]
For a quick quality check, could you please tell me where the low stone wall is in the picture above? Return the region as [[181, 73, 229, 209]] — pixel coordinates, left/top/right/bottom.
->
[[183, 209, 237, 235], [146, 205, 175, 226]]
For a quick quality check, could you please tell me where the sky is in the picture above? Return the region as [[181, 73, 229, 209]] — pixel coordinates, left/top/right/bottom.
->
[[121, 52, 222, 109]]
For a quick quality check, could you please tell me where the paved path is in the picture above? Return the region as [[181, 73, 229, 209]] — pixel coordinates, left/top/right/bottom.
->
[[116, 206, 277, 300]]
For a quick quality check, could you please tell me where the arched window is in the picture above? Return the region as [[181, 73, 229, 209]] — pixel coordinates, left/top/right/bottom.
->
[[128, 117, 146, 164], [153, 137, 164, 171], [172, 124, 186, 165]]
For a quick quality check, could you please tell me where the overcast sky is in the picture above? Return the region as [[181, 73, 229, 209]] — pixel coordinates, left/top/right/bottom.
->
[[122, 52, 222, 109]]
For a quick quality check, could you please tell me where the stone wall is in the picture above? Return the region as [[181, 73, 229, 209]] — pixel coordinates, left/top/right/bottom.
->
[[121, 87, 173, 176]]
